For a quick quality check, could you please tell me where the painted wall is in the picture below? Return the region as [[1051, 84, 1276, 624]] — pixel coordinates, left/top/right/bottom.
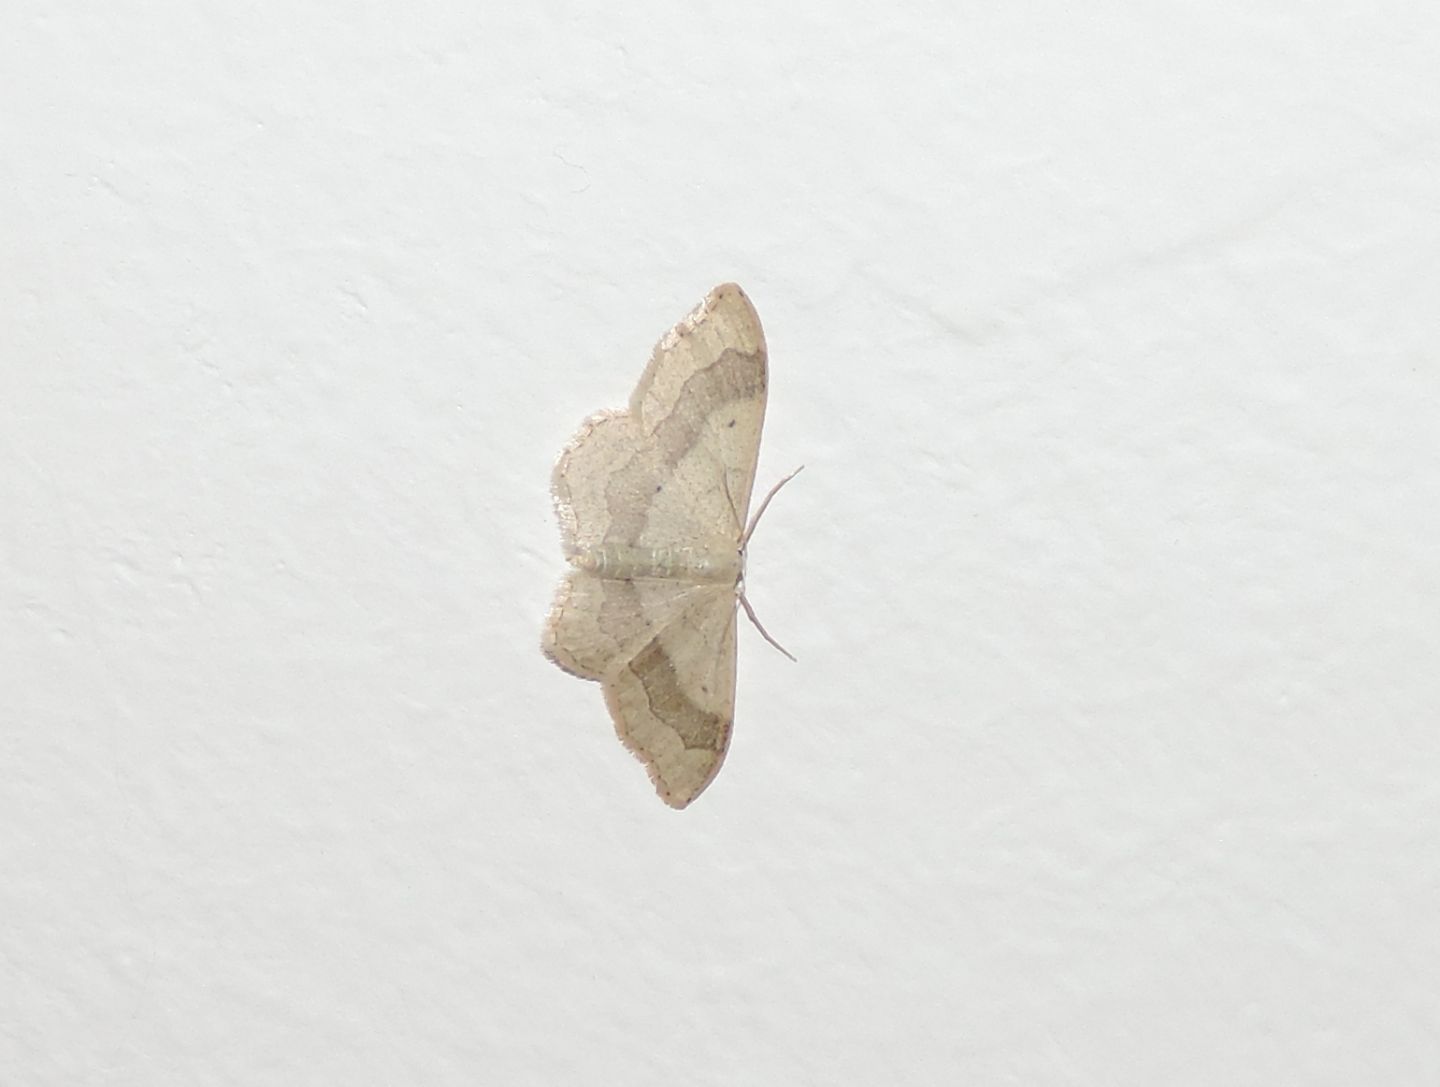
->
[[4, 3, 1438, 1083]]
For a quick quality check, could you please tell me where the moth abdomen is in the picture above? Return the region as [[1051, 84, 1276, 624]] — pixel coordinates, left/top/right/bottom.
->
[[573, 542, 740, 583]]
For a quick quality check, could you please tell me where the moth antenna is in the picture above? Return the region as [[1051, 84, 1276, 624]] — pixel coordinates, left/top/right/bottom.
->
[[739, 590, 797, 662], [741, 465, 803, 549]]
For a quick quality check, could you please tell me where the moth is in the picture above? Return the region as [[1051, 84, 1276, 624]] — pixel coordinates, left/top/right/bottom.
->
[[542, 283, 796, 808]]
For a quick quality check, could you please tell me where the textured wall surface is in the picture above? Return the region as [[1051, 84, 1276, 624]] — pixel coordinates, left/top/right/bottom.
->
[[4, 3, 1438, 1084]]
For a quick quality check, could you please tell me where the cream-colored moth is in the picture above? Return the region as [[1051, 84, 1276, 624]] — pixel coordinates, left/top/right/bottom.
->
[[543, 283, 796, 809]]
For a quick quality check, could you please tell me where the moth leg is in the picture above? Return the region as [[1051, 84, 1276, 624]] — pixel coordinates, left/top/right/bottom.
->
[[720, 470, 744, 536]]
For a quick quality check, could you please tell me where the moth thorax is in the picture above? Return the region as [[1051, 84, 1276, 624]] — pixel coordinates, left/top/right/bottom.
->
[[574, 542, 741, 582]]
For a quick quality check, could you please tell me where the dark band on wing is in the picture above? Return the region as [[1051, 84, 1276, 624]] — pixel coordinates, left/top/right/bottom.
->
[[624, 637, 728, 752], [600, 347, 764, 544]]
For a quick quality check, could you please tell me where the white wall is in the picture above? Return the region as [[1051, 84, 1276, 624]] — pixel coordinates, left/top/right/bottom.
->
[[4, 3, 1438, 1083]]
